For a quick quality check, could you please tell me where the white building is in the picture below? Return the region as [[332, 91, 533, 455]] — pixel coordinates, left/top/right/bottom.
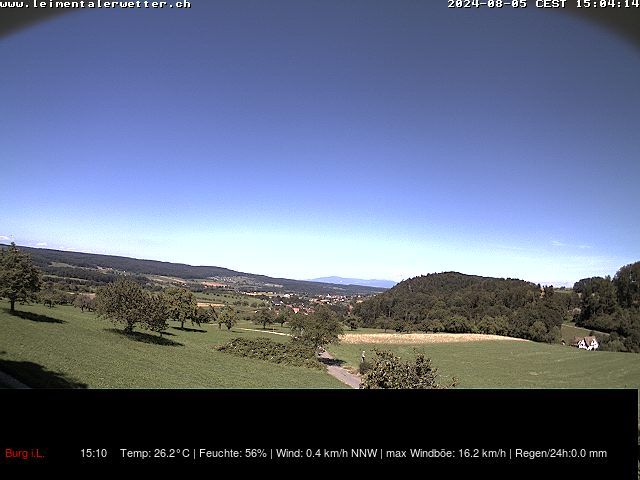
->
[[574, 336, 599, 351]]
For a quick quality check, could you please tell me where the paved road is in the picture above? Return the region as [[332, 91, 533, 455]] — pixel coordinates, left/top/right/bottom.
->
[[318, 351, 361, 389]]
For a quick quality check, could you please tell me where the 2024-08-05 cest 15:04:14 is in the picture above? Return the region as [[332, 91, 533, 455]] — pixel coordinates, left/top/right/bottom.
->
[[448, 0, 640, 7]]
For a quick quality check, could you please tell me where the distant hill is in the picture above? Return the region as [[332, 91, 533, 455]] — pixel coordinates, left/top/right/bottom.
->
[[353, 271, 572, 343], [4, 245, 385, 296], [309, 276, 395, 289]]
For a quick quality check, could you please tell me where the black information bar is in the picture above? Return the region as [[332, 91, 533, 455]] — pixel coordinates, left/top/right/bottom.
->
[[0, 389, 637, 476]]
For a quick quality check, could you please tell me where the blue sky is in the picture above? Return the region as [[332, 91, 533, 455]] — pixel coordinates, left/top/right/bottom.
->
[[1, 1, 639, 286]]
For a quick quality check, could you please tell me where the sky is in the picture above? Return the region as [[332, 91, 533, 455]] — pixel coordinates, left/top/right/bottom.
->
[[1, 1, 639, 287]]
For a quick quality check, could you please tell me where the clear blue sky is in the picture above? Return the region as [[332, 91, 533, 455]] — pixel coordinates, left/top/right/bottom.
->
[[1, 1, 639, 286]]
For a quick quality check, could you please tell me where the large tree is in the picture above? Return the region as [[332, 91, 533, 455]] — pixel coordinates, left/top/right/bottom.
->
[[573, 276, 619, 323], [165, 287, 197, 330], [254, 307, 275, 330], [0, 242, 41, 312], [144, 293, 170, 336], [95, 277, 149, 333], [289, 305, 344, 350]]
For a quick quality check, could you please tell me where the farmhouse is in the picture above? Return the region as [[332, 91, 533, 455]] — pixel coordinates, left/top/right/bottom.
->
[[573, 336, 599, 351]]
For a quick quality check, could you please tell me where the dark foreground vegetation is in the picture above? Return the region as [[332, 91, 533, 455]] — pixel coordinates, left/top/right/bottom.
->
[[360, 349, 456, 389], [216, 338, 322, 369]]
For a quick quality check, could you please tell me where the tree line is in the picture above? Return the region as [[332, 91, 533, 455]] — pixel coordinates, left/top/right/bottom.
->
[[573, 261, 640, 352]]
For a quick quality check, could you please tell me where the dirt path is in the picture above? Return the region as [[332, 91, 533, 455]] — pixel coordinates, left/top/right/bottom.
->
[[318, 351, 361, 389], [238, 327, 291, 336], [236, 327, 361, 388]]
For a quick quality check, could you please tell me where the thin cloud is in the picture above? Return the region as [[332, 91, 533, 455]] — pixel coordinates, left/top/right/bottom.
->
[[551, 240, 592, 249], [493, 244, 528, 252], [0, 235, 10, 241], [35, 242, 48, 247]]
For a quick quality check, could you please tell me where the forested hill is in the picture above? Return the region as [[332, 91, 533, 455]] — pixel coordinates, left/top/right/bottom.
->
[[353, 272, 571, 343], [7, 245, 385, 296], [390, 272, 539, 298]]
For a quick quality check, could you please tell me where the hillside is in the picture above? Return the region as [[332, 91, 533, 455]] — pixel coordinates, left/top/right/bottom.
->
[[6, 245, 385, 296], [353, 272, 573, 343]]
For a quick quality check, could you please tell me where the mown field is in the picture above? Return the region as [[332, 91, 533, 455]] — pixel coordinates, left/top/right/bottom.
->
[[0, 301, 344, 388], [328, 339, 640, 389]]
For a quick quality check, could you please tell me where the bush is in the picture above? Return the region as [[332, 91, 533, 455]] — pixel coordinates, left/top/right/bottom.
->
[[359, 358, 373, 375], [599, 334, 626, 352], [360, 349, 457, 389], [216, 338, 323, 369]]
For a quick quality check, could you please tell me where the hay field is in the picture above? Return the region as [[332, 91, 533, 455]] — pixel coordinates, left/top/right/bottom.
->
[[340, 332, 529, 345]]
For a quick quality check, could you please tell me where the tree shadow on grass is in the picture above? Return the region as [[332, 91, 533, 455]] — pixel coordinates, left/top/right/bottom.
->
[[318, 357, 347, 367], [4, 308, 66, 324], [172, 326, 207, 333], [0, 359, 87, 388], [106, 328, 183, 347]]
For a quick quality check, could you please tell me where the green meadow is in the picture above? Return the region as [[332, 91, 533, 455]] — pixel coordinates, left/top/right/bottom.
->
[[328, 340, 640, 389], [0, 301, 344, 389], [1, 301, 638, 400]]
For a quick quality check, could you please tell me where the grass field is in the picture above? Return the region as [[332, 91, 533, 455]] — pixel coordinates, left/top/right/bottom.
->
[[2, 300, 639, 396], [328, 340, 640, 389], [193, 291, 268, 313], [560, 323, 609, 344], [0, 301, 345, 388]]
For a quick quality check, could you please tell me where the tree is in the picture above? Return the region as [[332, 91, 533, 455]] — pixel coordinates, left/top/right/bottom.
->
[[613, 262, 640, 309], [218, 306, 237, 330], [225, 311, 237, 330], [574, 276, 619, 321], [254, 308, 275, 330], [144, 293, 170, 336], [360, 349, 457, 389], [289, 305, 344, 350], [40, 287, 57, 308], [345, 313, 361, 331], [95, 277, 148, 333], [528, 320, 548, 343], [165, 287, 197, 330], [73, 293, 96, 312], [0, 243, 42, 312], [194, 305, 216, 327], [377, 316, 392, 332], [277, 309, 291, 327]]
